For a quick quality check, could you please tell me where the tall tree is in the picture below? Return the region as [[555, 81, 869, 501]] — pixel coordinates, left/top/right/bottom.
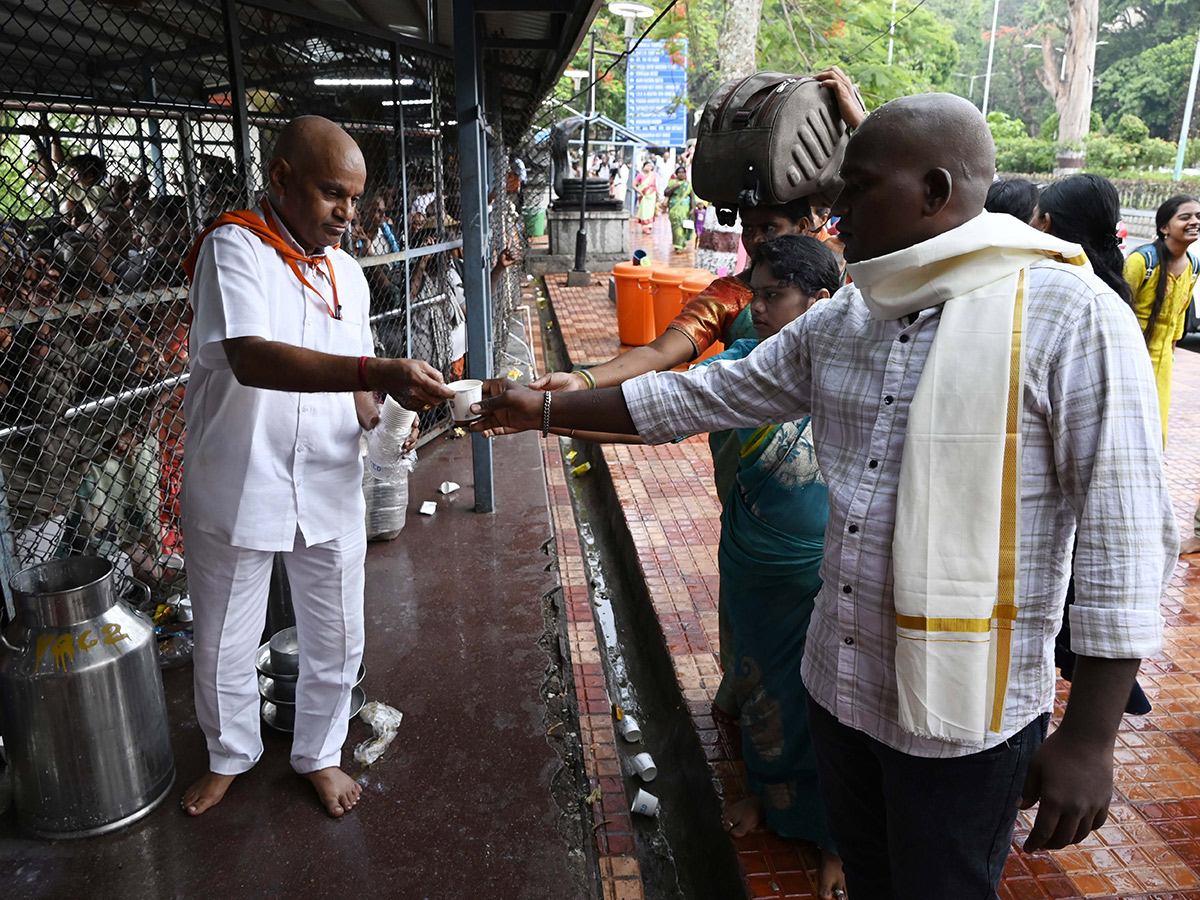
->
[[717, 0, 764, 81], [1034, 0, 1100, 169]]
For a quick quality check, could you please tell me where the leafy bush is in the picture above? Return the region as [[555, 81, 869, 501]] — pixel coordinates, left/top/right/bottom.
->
[[1115, 114, 1151, 144], [987, 110, 1027, 141], [1138, 137, 1176, 169], [1084, 134, 1137, 170], [995, 138, 1056, 174]]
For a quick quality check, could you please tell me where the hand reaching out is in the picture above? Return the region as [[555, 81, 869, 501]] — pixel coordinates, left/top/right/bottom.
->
[[479, 370, 586, 436], [469, 379, 544, 436], [529, 371, 587, 392]]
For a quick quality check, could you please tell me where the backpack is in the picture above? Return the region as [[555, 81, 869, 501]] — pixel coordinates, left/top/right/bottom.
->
[[691, 72, 854, 215], [1134, 243, 1200, 289]]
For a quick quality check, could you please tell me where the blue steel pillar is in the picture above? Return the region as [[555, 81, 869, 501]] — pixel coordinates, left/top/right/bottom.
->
[[452, 0, 495, 513]]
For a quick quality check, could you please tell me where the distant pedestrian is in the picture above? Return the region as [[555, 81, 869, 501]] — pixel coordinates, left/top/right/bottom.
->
[[665, 165, 694, 251], [633, 161, 658, 234], [1123, 193, 1200, 446]]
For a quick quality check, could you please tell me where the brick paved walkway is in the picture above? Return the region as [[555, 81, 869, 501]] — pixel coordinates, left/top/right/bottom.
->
[[543, 269, 1200, 900]]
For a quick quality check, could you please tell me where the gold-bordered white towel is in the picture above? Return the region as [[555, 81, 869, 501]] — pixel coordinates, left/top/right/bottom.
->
[[847, 212, 1089, 743]]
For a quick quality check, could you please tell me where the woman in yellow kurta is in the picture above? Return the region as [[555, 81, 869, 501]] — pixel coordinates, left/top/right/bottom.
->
[[1123, 194, 1200, 444]]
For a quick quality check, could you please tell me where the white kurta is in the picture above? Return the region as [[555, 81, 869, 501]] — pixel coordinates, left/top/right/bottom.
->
[[184, 204, 374, 551], [183, 202, 374, 775]]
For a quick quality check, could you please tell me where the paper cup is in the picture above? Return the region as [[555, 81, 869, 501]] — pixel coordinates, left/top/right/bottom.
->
[[447, 379, 483, 422], [631, 788, 660, 817], [380, 396, 417, 433], [631, 752, 657, 782], [619, 715, 642, 743]]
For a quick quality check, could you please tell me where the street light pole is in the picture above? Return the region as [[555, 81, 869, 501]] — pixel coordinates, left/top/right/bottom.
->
[[569, 30, 596, 282], [1175, 23, 1200, 181], [981, 0, 1000, 118]]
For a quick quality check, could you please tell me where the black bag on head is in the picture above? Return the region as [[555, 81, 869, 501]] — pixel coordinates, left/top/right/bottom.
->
[[692, 72, 853, 223]]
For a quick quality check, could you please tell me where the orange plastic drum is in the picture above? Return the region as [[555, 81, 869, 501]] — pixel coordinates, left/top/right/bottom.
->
[[613, 261, 659, 346], [650, 267, 689, 337], [679, 269, 717, 306]]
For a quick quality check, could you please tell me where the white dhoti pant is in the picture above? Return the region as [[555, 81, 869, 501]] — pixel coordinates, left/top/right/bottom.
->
[[183, 521, 366, 776]]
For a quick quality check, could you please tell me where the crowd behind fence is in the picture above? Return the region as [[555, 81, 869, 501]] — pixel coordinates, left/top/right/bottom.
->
[[0, 0, 535, 615]]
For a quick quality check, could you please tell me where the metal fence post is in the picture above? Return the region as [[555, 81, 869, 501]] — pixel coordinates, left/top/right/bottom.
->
[[221, 0, 254, 205], [142, 65, 167, 196], [452, 0, 494, 514], [0, 467, 16, 621], [393, 43, 413, 358]]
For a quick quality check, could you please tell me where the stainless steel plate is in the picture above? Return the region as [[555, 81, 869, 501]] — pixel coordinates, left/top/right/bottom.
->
[[261, 686, 367, 733]]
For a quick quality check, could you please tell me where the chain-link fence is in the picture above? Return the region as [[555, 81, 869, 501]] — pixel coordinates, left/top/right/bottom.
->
[[0, 0, 534, 615]]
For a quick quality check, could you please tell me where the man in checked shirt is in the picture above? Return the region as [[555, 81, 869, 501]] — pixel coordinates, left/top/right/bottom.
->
[[472, 94, 1177, 899]]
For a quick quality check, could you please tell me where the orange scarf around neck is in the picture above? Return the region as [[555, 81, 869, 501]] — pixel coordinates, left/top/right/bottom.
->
[[183, 201, 342, 319]]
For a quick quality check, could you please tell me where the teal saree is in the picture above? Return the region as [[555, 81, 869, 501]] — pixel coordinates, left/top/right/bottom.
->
[[702, 339, 833, 848]]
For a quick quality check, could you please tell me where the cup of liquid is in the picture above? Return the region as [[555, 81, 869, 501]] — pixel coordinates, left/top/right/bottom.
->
[[447, 379, 483, 422]]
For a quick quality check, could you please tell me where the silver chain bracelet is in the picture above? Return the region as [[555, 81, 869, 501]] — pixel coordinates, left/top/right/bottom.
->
[[541, 390, 552, 438]]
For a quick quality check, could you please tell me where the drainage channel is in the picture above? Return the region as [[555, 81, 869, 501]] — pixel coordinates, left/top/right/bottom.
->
[[536, 288, 746, 900]]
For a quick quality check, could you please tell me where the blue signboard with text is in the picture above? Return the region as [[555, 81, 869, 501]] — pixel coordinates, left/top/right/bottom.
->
[[626, 39, 688, 147]]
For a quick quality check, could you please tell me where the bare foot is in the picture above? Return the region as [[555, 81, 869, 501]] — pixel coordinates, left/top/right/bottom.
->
[[180, 772, 236, 816], [817, 848, 847, 900], [722, 793, 765, 838], [1180, 536, 1200, 555], [303, 766, 362, 817]]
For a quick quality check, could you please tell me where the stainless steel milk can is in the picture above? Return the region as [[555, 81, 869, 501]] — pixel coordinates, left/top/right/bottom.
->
[[0, 556, 175, 838]]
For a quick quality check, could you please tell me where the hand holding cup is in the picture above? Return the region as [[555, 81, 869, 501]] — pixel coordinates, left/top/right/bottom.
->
[[373, 358, 454, 411], [469, 380, 544, 436]]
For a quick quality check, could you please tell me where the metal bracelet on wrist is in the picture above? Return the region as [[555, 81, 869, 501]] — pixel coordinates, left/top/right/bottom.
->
[[541, 390, 552, 438]]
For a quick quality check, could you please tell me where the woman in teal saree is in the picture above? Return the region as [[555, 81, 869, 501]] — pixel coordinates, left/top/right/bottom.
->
[[701, 236, 845, 898]]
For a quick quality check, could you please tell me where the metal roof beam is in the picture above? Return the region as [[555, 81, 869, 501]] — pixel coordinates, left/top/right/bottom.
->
[[474, 0, 570, 10], [87, 24, 330, 76], [239, 0, 451, 57]]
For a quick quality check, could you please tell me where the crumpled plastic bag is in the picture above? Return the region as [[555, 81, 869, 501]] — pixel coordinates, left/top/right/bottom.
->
[[353, 701, 404, 766]]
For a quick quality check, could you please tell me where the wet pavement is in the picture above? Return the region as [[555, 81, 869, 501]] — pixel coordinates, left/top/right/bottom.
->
[[541, 232, 1200, 900], [0, 428, 587, 900]]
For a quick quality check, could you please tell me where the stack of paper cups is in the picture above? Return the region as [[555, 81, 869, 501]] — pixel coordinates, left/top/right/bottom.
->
[[380, 396, 418, 433], [367, 397, 417, 480]]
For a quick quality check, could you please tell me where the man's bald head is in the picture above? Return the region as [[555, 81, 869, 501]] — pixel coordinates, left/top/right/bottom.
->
[[271, 116, 364, 173], [267, 116, 367, 253], [832, 93, 996, 263]]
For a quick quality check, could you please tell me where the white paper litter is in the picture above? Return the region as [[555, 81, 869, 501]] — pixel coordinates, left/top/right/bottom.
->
[[419, 501, 437, 515], [353, 701, 404, 766], [438, 481, 460, 495]]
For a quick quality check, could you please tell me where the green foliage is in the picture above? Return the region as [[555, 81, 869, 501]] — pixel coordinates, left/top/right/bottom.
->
[[1042, 112, 1059, 141], [1097, 0, 1200, 68], [987, 110, 1027, 140], [757, 0, 959, 108], [1083, 134, 1138, 170], [1095, 33, 1200, 139], [1113, 112, 1150, 146], [995, 137, 1056, 173], [1139, 137, 1178, 169]]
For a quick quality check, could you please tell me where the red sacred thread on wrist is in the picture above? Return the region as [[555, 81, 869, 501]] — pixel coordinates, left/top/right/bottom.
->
[[357, 356, 371, 391]]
